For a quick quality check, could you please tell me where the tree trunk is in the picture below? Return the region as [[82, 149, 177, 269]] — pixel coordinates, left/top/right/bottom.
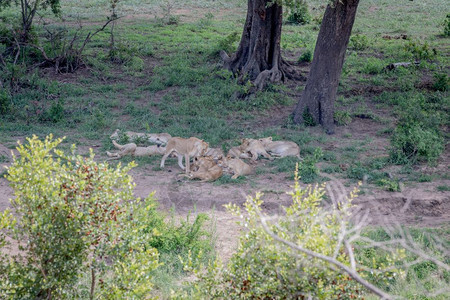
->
[[220, 0, 300, 92], [292, 0, 360, 134]]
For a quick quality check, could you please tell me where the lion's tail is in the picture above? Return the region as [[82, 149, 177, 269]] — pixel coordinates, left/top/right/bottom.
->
[[112, 140, 124, 150]]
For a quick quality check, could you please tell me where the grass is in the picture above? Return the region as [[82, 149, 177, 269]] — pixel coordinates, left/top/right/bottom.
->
[[359, 227, 450, 299], [0, 0, 449, 296]]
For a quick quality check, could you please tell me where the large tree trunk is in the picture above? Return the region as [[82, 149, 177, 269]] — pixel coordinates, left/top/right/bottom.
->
[[220, 0, 299, 92], [292, 0, 360, 134]]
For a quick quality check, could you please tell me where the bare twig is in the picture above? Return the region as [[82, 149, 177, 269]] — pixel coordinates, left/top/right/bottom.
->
[[258, 213, 394, 299]]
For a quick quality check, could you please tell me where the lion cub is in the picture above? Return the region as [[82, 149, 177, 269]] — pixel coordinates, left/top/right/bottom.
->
[[240, 138, 272, 161], [188, 157, 223, 182], [106, 140, 165, 160], [219, 156, 253, 179], [160, 137, 209, 174], [205, 147, 225, 161], [258, 137, 301, 159]]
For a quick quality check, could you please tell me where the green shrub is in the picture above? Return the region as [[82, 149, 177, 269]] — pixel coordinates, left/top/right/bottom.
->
[[404, 40, 437, 60], [334, 110, 352, 126], [349, 34, 369, 51], [390, 124, 444, 165], [0, 135, 160, 299], [376, 178, 401, 192], [286, 1, 310, 25], [179, 168, 416, 299], [298, 147, 322, 183], [298, 49, 312, 62], [432, 72, 449, 91]]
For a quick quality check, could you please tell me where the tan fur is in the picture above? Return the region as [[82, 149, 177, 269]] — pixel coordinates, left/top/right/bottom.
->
[[227, 146, 251, 159], [219, 156, 253, 179], [205, 147, 225, 160], [188, 157, 223, 182], [160, 137, 209, 174], [192, 156, 217, 172], [147, 133, 172, 146], [258, 137, 301, 159], [106, 140, 166, 160], [110, 129, 172, 145], [240, 138, 272, 161]]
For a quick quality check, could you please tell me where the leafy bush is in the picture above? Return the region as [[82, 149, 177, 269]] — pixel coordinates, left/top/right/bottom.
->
[[349, 34, 369, 51], [180, 170, 363, 298], [286, 0, 311, 25], [298, 49, 312, 62], [0, 135, 160, 299], [390, 124, 444, 165]]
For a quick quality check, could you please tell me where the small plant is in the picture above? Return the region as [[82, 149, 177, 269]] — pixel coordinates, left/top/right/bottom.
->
[[349, 34, 369, 51], [0, 88, 10, 114], [334, 110, 352, 126], [298, 147, 322, 183], [286, 1, 311, 25], [442, 13, 450, 36], [432, 72, 448, 91], [302, 108, 316, 126], [390, 124, 444, 165], [404, 40, 437, 60], [376, 178, 401, 192], [47, 99, 65, 123], [362, 57, 385, 75], [298, 49, 312, 62]]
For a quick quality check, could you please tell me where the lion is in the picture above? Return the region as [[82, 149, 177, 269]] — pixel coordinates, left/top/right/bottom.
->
[[227, 146, 252, 160], [240, 138, 272, 161], [205, 147, 225, 161], [218, 155, 253, 179], [187, 156, 223, 182], [106, 140, 166, 160], [160, 137, 209, 174], [258, 137, 301, 159], [110, 129, 172, 145]]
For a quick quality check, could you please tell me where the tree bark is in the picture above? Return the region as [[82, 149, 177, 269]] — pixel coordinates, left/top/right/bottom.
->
[[220, 0, 300, 92], [292, 0, 360, 134]]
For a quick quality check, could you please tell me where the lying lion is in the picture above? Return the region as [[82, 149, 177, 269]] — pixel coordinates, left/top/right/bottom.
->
[[110, 129, 172, 145], [258, 137, 301, 159], [160, 137, 209, 174], [187, 156, 223, 182], [205, 147, 225, 161], [219, 155, 253, 179], [227, 146, 252, 160], [106, 140, 166, 160], [240, 138, 272, 161]]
